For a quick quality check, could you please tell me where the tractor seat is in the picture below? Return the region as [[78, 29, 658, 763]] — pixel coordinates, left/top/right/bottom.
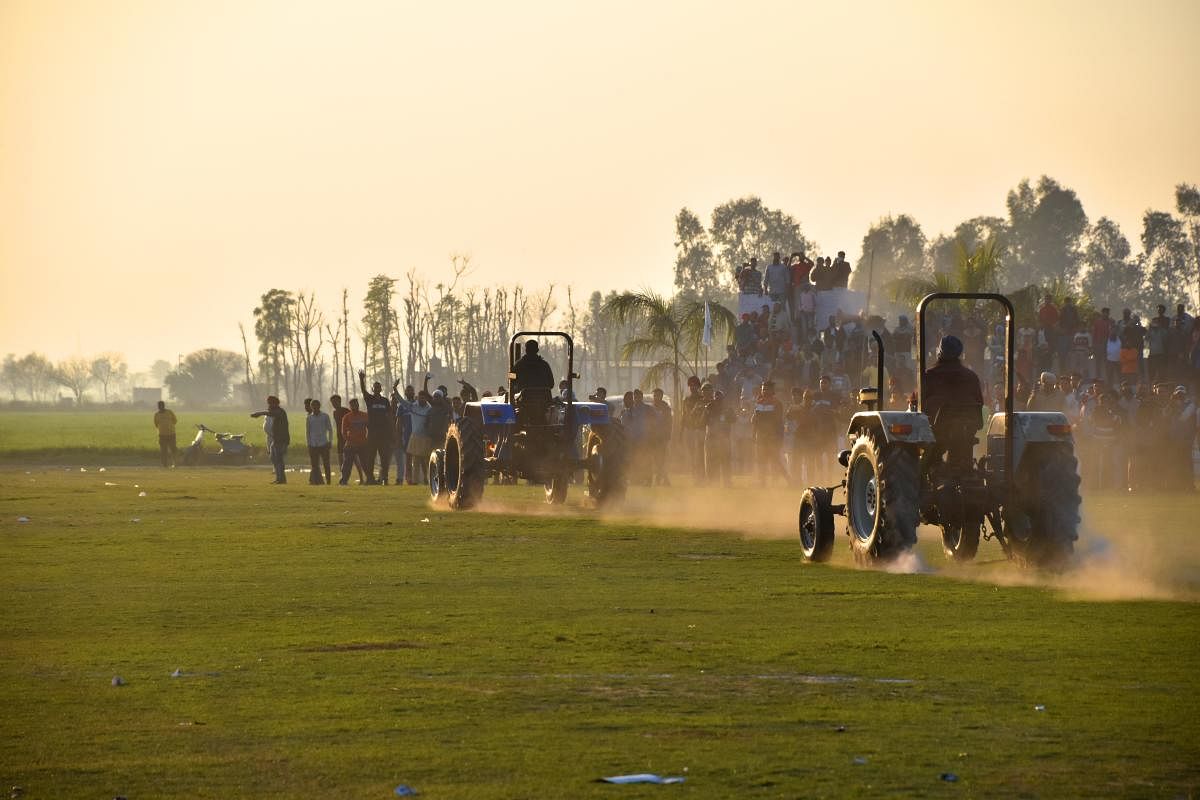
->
[[932, 403, 983, 446], [513, 386, 554, 406], [514, 386, 554, 426]]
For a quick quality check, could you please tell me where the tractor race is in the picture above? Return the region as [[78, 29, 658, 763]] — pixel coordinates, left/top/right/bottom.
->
[[8, 7, 1200, 794], [3, 291, 1198, 798]]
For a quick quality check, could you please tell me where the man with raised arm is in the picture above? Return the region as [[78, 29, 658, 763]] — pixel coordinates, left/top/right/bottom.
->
[[358, 371, 394, 484]]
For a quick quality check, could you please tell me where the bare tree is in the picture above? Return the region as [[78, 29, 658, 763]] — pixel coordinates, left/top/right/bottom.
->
[[55, 357, 93, 403], [341, 289, 353, 396], [291, 291, 326, 398], [238, 323, 258, 404], [90, 352, 127, 403], [324, 319, 343, 396]]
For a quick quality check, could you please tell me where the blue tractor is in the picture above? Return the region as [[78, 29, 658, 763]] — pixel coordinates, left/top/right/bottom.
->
[[428, 331, 629, 510]]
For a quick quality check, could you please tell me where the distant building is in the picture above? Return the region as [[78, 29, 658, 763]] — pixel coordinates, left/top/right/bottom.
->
[[132, 386, 162, 406]]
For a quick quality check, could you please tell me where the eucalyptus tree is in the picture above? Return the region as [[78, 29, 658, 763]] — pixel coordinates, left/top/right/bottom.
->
[[253, 289, 294, 398]]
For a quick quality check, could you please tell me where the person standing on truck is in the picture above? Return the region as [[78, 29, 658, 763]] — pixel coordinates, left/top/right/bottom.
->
[[358, 371, 394, 484]]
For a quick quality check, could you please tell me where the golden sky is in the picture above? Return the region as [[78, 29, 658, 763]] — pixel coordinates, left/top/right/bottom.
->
[[1, 0, 1198, 370]]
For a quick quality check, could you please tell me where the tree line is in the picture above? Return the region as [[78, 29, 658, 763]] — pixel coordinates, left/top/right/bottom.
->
[[3, 176, 1195, 407], [671, 179, 1200, 315]]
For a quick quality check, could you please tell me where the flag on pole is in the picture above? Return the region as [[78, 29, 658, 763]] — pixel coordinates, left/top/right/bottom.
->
[[702, 301, 713, 348]]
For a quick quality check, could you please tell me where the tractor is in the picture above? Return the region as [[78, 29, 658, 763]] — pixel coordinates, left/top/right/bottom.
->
[[797, 292, 1081, 569], [428, 331, 629, 510]]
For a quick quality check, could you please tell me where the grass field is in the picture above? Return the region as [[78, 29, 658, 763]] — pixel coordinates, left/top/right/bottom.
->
[[1, 463, 1197, 798]]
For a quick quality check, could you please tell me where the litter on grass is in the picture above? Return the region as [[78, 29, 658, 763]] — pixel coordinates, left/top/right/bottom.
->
[[16, 516, 30, 523], [111, 676, 125, 686], [1034, 704, 1046, 711], [853, 757, 868, 765], [420, 518, 430, 523], [940, 773, 959, 782], [130, 518, 141, 523], [599, 774, 685, 785], [394, 785, 418, 797], [104, 482, 118, 487], [138, 491, 147, 497]]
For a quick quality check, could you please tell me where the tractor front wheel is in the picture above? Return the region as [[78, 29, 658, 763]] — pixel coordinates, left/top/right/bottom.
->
[[428, 449, 447, 503], [941, 522, 980, 562], [798, 487, 834, 562], [544, 473, 569, 504], [585, 420, 628, 508]]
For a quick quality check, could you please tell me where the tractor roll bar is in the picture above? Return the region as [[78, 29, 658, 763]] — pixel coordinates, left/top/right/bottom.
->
[[509, 331, 576, 431], [916, 292, 1015, 491]]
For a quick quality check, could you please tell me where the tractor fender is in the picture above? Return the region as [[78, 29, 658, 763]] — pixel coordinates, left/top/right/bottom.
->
[[570, 401, 611, 425], [986, 411, 1073, 443], [847, 411, 935, 445], [986, 411, 1074, 473], [469, 398, 516, 426]]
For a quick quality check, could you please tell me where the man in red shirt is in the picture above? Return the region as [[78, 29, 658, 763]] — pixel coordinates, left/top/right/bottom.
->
[[1038, 295, 1060, 330], [338, 398, 370, 485], [789, 252, 813, 326]]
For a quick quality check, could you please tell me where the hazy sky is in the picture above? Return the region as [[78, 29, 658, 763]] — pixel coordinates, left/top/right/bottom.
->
[[2, 0, 1198, 370]]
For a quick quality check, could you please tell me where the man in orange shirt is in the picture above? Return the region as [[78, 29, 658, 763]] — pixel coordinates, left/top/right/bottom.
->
[[338, 398, 370, 486]]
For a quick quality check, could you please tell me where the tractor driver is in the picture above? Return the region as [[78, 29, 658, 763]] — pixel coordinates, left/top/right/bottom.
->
[[922, 335, 984, 471], [512, 339, 555, 395]]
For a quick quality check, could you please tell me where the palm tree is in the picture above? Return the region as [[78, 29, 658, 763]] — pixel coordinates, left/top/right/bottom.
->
[[889, 237, 1004, 306], [601, 290, 737, 411], [890, 235, 1095, 329]]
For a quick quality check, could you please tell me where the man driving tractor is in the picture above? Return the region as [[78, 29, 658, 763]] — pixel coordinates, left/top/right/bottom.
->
[[512, 339, 555, 394], [923, 334, 984, 470]]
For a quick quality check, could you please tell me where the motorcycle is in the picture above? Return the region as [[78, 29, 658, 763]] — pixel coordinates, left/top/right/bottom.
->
[[180, 424, 252, 466]]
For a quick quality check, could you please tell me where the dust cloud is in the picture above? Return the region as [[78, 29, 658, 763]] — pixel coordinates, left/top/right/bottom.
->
[[465, 481, 1199, 603]]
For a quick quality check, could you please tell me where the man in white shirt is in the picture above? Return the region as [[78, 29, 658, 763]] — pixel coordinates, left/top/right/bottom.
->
[[306, 399, 334, 485]]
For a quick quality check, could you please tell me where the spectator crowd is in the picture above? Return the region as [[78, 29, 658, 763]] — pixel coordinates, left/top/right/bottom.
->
[[232, 251, 1200, 494]]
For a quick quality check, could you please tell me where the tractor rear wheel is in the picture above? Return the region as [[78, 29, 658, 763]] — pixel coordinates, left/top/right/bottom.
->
[[585, 420, 628, 508], [444, 417, 485, 510], [798, 486, 834, 562], [845, 433, 919, 563], [1009, 443, 1080, 570], [428, 449, 447, 503]]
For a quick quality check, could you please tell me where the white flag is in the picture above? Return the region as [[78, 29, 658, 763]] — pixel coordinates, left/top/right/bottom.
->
[[702, 301, 713, 348]]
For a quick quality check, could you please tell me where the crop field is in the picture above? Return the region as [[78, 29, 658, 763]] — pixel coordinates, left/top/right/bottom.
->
[[0, 410, 270, 465], [1, 448, 1198, 798], [0, 411, 269, 464]]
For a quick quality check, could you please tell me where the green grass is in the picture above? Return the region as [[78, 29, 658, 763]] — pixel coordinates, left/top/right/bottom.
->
[[1, 468, 1197, 798], [0, 411, 268, 464]]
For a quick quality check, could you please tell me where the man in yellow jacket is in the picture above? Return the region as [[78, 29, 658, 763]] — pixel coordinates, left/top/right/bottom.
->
[[153, 400, 177, 468]]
